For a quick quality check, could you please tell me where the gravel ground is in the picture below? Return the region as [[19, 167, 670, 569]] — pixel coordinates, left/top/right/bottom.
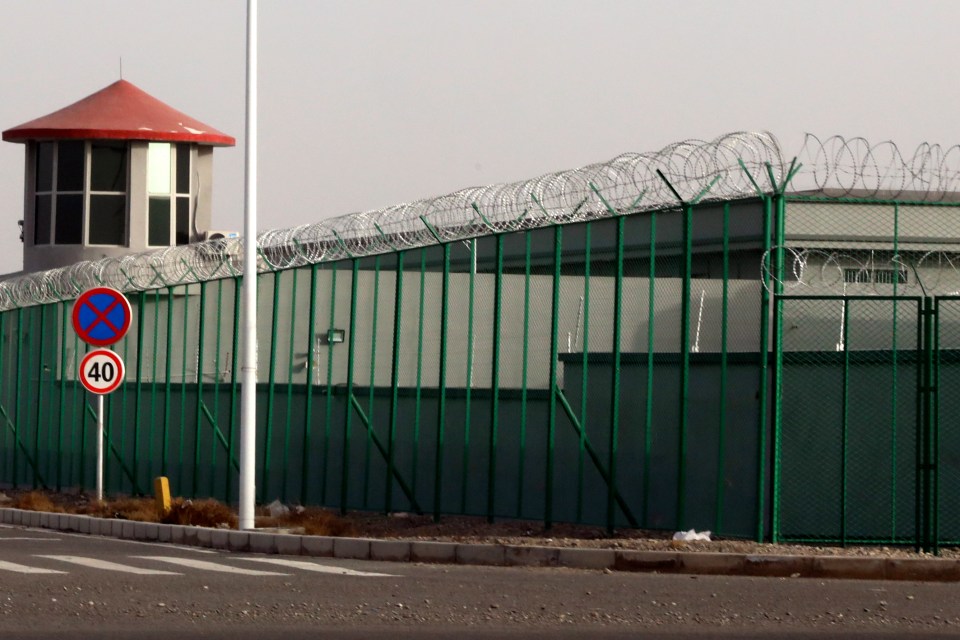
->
[[348, 511, 956, 559], [2, 487, 954, 559]]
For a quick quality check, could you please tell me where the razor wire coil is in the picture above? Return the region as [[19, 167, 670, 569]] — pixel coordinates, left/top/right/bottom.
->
[[3, 131, 960, 310]]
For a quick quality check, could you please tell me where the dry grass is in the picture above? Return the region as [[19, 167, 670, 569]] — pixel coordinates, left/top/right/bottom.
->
[[163, 498, 237, 528], [80, 497, 159, 522], [11, 491, 63, 513], [256, 507, 357, 537], [5, 488, 359, 537]]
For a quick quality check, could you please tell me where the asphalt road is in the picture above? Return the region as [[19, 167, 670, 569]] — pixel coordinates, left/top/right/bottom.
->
[[1, 524, 959, 639]]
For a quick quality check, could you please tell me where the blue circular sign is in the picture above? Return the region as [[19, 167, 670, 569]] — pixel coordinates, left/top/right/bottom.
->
[[71, 287, 132, 346]]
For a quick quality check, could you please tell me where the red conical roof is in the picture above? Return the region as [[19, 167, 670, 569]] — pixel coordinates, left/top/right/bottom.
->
[[2, 80, 235, 146]]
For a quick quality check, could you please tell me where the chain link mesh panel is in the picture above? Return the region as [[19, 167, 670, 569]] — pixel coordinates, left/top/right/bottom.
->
[[778, 297, 920, 544]]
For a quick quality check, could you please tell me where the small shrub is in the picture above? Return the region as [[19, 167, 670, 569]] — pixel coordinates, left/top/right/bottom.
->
[[109, 497, 160, 522], [163, 498, 237, 528], [12, 491, 62, 513], [282, 508, 356, 537]]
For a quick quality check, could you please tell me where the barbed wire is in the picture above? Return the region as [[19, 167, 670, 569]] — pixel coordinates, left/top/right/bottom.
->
[[761, 247, 960, 296], [4, 132, 960, 310], [793, 134, 960, 199], [0, 131, 783, 310]]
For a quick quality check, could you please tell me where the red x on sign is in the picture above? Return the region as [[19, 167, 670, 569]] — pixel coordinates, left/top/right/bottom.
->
[[72, 287, 132, 346]]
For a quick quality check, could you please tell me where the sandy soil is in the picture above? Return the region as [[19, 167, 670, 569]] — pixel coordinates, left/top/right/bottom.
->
[[1, 487, 953, 559]]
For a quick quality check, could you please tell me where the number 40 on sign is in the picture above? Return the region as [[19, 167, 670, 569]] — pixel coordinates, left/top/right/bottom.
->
[[79, 349, 125, 395]]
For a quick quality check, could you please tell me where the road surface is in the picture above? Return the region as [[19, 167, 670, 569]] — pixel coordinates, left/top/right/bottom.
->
[[0, 524, 957, 638]]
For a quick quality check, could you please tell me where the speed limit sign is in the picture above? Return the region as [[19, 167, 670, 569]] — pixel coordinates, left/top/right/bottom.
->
[[79, 349, 126, 395]]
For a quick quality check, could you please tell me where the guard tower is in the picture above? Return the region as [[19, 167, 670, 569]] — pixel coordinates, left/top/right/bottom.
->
[[2, 80, 235, 272]]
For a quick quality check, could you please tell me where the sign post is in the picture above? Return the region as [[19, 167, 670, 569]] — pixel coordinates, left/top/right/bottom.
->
[[72, 287, 131, 501]]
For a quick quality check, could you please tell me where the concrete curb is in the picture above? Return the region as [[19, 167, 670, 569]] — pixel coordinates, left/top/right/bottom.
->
[[1, 506, 958, 582]]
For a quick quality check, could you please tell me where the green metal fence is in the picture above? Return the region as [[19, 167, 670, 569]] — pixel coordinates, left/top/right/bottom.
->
[[773, 197, 960, 552], [12, 184, 960, 549], [0, 188, 775, 539]]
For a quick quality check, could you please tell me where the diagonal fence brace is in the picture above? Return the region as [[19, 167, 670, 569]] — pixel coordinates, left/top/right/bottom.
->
[[85, 403, 142, 495], [349, 393, 423, 514], [555, 387, 639, 528], [0, 403, 47, 489], [200, 401, 239, 472]]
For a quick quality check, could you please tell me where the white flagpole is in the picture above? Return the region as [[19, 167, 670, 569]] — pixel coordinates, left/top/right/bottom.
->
[[239, 0, 259, 530]]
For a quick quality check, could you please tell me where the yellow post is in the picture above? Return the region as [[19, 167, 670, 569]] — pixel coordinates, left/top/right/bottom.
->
[[154, 476, 171, 519]]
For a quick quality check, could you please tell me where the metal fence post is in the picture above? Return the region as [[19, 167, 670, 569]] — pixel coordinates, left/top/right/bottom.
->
[[545, 225, 562, 529], [386, 252, 404, 513], [608, 217, 624, 534], [434, 244, 451, 522], [488, 235, 503, 522]]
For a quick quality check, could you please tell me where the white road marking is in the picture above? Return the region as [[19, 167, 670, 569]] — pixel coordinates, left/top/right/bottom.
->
[[236, 557, 396, 577], [0, 559, 66, 574], [131, 556, 289, 576], [11, 527, 218, 553], [0, 537, 60, 541], [36, 555, 181, 575]]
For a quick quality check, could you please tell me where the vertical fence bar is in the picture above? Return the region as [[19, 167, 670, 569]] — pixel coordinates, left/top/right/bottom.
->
[[341, 259, 360, 513], [0, 312, 6, 483], [282, 269, 299, 502], [209, 280, 224, 499], [890, 203, 899, 541], [643, 211, 657, 526], [118, 312, 130, 493], [301, 264, 318, 505], [148, 289, 160, 481], [178, 289, 189, 490], [412, 252, 425, 497], [386, 253, 404, 513], [487, 235, 503, 522], [57, 304, 68, 491], [607, 217, 624, 533], [192, 282, 207, 497], [715, 202, 730, 533], [840, 298, 851, 547], [913, 296, 929, 552], [516, 232, 532, 518], [133, 293, 146, 492], [321, 265, 338, 504], [771, 194, 787, 541], [0, 312, 5, 480], [33, 305, 45, 489], [577, 223, 592, 522], [930, 297, 940, 554], [226, 277, 242, 504], [434, 244, 451, 522], [545, 225, 562, 529], [262, 271, 282, 502], [676, 204, 693, 529], [758, 195, 773, 542], [365, 258, 380, 507], [75, 331, 85, 488], [13, 308, 22, 485], [163, 289, 174, 474], [44, 306, 57, 484], [461, 240, 477, 513]]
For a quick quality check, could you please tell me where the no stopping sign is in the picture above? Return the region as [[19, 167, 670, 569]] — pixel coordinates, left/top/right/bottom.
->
[[79, 349, 126, 395]]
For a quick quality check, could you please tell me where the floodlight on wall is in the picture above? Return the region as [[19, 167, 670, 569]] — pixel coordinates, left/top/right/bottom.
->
[[320, 329, 345, 345]]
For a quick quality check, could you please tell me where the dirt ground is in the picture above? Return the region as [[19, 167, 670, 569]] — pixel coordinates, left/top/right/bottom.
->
[[1, 486, 953, 559]]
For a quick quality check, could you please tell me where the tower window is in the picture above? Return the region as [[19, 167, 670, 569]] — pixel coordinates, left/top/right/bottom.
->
[[33, 141, 128, 246], [147, 142, 192, 247]]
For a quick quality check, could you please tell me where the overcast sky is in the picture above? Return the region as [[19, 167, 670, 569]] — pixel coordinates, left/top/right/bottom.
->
[[0, 0, 958, 275]]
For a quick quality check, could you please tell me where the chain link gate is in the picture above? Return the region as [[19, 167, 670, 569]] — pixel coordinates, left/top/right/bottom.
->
[[773, 294, 958, 552]]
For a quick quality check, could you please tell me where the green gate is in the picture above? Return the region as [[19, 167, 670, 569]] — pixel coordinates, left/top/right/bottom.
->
[[774, 294, 960, 552]]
